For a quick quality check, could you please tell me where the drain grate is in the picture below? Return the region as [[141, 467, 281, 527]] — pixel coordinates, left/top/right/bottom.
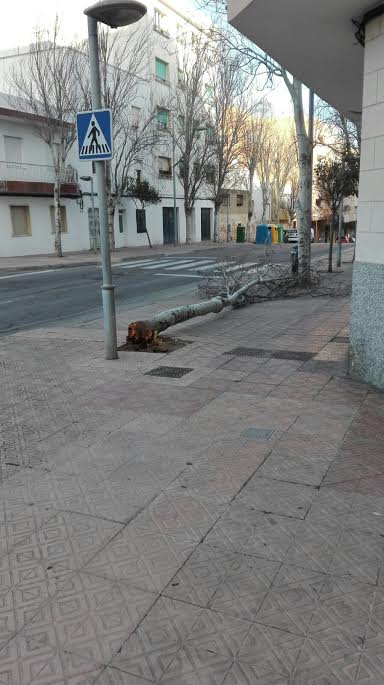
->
[[272, 350, 315, 361], [242, 427, 274, 440], [225, 347, 272, 358], [332, 336, 350, 343], [145, 366, 194, 378]]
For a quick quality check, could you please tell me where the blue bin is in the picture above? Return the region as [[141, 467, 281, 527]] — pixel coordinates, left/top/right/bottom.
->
[[255, 224, 271, 245]]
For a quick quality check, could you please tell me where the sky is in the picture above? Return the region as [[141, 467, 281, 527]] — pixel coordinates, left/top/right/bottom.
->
[[0, 0, 294, 116]]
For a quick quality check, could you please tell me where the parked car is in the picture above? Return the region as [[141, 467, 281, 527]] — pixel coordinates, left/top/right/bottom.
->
[[285, 227, 315, 243], [340, 236, 349, 243]]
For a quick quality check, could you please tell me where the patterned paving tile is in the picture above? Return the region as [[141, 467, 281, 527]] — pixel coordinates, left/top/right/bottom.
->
[[255, 564, 326, 635], [284, 522, 343, 573], [204, 507, 301, 561], [257, 449, 333, 487], [3, 572, 157, 682], [292, 637, 360, 684], [237, 623, 304, 678], [94, 669, 154, 685], [132, 490, 223, 541], [305, 485, 355, 527], [110, 597, 203, 682], [357, 650, 384, 684], [164, 609, 252, 682], [224, 663, 289, 684], [164, 543, 279, 620], [4, 510, 123, 590], [309, 576, 375, 648], [168, 463, 244, 506], [329, 529, 384, 585], [233, 477, 316, 520], [84, 527, 198, 593]]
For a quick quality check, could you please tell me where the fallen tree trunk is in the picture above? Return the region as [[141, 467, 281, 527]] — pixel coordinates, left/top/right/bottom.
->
[[127, 275, 262, 344]]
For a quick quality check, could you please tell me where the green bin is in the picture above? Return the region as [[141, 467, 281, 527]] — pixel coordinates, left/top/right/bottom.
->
[[277, 224, 284, 243], [236, 223, 245, 243]]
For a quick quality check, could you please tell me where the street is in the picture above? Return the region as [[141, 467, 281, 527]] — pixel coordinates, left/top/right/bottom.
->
[[0, 243, 331, 335]]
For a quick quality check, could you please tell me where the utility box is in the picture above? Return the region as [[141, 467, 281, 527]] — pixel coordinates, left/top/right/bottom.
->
[[255, 223, 270, 244]]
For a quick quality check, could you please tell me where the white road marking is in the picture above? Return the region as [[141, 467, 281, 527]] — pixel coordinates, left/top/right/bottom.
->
[[154, 272, 203, 278], [0, 269, 59, 280], [143, 259, 201, 270], [113, 259, 158, 268], [165, 260, 217, 271]]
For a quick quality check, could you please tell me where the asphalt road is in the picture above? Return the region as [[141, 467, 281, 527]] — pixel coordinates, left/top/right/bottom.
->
[[0, 243, 330, 336]]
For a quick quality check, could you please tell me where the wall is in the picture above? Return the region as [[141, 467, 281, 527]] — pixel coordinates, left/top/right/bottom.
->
[[350, 14, 384, 388]]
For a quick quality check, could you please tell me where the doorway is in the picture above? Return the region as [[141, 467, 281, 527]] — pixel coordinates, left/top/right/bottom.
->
[[163, 207, 176, 244], [201, 208, 211, 241]]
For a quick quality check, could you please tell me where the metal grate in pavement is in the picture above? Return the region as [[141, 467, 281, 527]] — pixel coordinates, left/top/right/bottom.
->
[[225, 347, 272, 358], [242, 427, 274, 440], [271, 350, 315, 361], [332, 336, 350, 343], [145, 366, 194, 378]]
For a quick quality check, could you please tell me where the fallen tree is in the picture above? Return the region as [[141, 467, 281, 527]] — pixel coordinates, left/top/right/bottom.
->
[[126, 256, 349, 344], [127, 259, 288, 344]]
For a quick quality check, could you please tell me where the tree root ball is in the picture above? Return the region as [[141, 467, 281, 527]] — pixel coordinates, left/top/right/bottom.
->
[[127, 321, 157, 345]]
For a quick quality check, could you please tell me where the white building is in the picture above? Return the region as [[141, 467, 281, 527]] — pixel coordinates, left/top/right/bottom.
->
[[0, 0, 215, 257], [229, 0, 384, 389]]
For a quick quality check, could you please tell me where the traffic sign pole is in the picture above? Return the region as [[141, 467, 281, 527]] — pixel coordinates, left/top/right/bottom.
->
[[87, 15, 117, 360]]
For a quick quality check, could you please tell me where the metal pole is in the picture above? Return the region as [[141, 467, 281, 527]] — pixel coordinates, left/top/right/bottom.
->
[[90, 177, 97, 253], [337, 197, 343, 267], [172, 116, 178, 245], [308, 89, 315, 260], [87, 16, 117, 359]]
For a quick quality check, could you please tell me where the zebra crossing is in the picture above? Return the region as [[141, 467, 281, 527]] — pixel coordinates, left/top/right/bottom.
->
[[112, 257, 260, 277]]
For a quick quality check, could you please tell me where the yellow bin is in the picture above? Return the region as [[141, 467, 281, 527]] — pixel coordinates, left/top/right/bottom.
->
[[268, 224, 279, 244]]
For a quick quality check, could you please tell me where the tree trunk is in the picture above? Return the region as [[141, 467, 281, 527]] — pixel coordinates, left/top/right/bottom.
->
[[246, 168, 254, 242], [107, 203, 115, 251], [54, 175, 63, 258], [213, 207, 219, 243], [290, 78, 311, 283], [127, 274, 263, 343], [185, 208, 193, 244], [328, 218, 335, 273], [145, 228, 152, 248]]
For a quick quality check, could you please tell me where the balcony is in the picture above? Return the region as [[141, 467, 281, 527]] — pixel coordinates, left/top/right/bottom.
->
[[0, 161, 79, 197]]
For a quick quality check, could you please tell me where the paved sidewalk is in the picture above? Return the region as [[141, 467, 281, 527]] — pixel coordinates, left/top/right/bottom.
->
[[0, 261, 383, 684]]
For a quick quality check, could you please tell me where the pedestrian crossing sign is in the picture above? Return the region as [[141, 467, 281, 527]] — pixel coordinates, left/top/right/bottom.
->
[[76, 108, 113, 161]]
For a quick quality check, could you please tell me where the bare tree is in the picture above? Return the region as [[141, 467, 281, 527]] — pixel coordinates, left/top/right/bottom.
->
[[78, 21, 162, 249], [171, 36, 214, 244], [315, 100, 360, 157], [255, 118, 278, 222], [238, 99, 270, 239], [270, 127, 297, 223], [8, 19, 81, 257], [204, 41, 254, 242], [281, 169, 300, 228]]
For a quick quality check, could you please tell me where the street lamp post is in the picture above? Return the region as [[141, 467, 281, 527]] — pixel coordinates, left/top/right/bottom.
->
[[80, 175, 97, 253], [84, 0, 147, 360], [172, 115, 178, 245]]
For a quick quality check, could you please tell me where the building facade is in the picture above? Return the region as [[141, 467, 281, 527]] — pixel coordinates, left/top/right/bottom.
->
[[0, 0, 215, 257]]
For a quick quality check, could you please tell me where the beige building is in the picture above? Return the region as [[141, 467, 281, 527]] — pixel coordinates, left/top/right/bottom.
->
[[217, 188, 251, 241]]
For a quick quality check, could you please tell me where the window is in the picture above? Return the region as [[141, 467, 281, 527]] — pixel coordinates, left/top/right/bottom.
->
[[131, 106, 141, 130], [236, 194, 244, 207], [159, 156, 172, 179], [136, 208, 146, 234], [157, 107, 169, 130], [206, 126, 215, 143], [118, 209, 126, 234], [4, 136, 22, 163], [204, 84, 213, 99], [222, 194, 230, 207], [10, 205, 31, 236], [154, 9, 169, 36], [49, 205, 68, 233], [135, 169, 142, 183], [155, 57, 168, 82]]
